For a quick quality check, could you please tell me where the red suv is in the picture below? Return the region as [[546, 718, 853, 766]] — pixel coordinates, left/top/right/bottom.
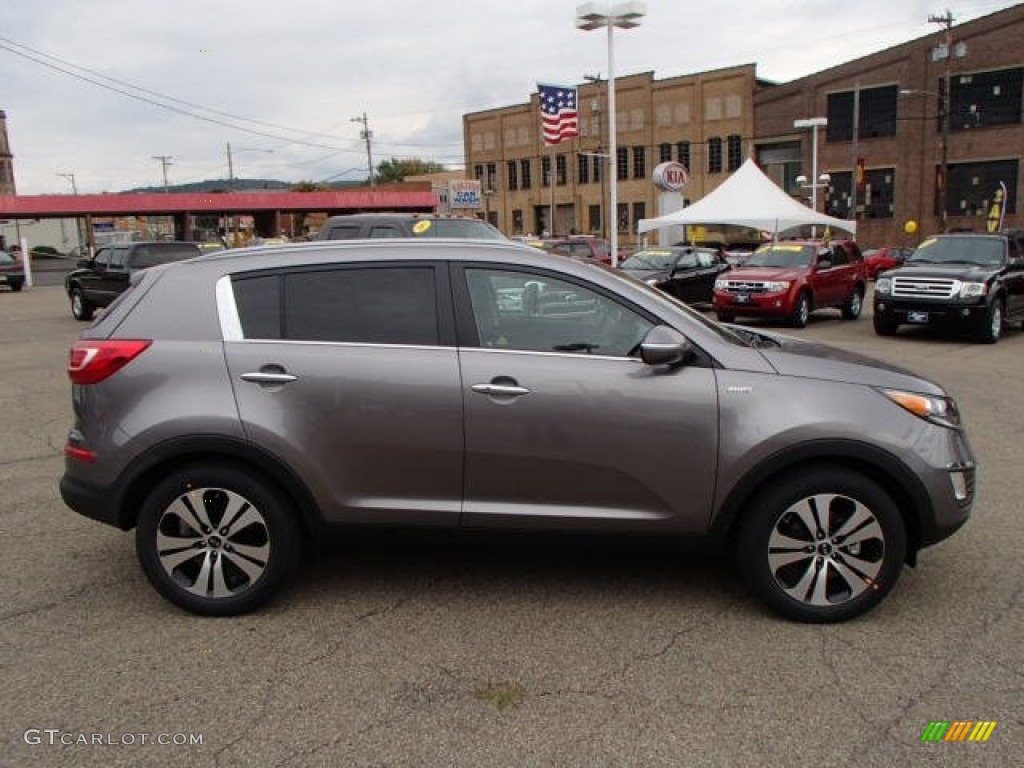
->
[[713, 239, 866, 327]]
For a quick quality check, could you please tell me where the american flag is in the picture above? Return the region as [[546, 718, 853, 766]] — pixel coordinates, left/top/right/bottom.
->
[[538, 83, 579, 146]]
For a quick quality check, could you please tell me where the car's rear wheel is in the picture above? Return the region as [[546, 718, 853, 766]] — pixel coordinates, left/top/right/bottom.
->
[[791, 292, 811, 328], [70, 288, 94, 321], [736, 467, 906, 623], [841, 288, 863, 320], [135, 463, 301, 616]]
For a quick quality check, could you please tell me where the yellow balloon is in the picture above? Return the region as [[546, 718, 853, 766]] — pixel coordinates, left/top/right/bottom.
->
[[904, 220, 918, 234]]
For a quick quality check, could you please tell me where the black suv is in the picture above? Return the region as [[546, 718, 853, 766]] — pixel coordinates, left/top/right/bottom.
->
[[317, 213, 505, 241], [873, 232, 1024, 343], [65, 241, 202, 321]]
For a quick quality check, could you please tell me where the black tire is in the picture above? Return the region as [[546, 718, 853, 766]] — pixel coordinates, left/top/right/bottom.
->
[[975, 298, 1003, 344], [9, 280, 23, 292], [135, 463, 301, 616], [70, 287, 94, 321], [873, 312, 898, 337], [791, 292, 811, 328], [841, 287, 864, 320], [716, 312, 735, 324], [735, 467, 906, 623]]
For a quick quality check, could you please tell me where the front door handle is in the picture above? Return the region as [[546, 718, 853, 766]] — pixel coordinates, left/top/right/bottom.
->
[[471, 383, 531, 397]]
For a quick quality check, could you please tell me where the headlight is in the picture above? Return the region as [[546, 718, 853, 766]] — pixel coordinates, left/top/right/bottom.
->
[[875, 277, 892, 294], [959, 282, 987, 298], [763, 281, 790, 293], [714, 279, 729, 291], [881, 389, 961, 428]]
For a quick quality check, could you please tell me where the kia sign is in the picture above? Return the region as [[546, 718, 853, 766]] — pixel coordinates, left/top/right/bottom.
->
[[653, 162, 689, 191]]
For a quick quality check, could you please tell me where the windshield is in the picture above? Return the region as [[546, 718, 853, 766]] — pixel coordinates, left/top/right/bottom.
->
[[745, 244, 814, 268], [621, 249, 681, 270], [908, 236, 1005, 267], [0, 251, 13, 264]]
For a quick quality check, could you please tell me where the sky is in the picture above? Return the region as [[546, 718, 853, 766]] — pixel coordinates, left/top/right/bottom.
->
[[1, 0, 1018, 195]]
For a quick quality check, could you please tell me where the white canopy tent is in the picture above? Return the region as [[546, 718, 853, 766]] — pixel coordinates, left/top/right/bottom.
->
[[637, 158, 857, 237]]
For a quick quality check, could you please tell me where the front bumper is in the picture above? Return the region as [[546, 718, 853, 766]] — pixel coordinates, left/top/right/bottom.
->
[[713, 290, 793, 316], [873, 296, 988, 326]]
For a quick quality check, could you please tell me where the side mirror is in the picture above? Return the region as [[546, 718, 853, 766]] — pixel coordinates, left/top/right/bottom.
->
[[639, 325, 694, 367]]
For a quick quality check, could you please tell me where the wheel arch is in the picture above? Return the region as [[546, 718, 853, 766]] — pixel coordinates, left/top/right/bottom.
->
[[711, 439, 927, 565], [114, 435, 323, 539]]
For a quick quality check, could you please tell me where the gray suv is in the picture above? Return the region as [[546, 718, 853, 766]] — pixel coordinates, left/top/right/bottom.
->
[[60, 240, 976, 622]]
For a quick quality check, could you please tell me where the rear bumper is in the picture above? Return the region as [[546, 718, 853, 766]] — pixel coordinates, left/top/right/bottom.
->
[[60, 473, 130, 530]]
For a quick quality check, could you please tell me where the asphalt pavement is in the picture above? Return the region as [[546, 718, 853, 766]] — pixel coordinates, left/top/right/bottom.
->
[[0, 284, 1020, 768]]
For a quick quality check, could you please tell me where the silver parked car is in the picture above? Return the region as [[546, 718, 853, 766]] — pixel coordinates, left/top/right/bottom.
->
[[61, 239, 976, 621]]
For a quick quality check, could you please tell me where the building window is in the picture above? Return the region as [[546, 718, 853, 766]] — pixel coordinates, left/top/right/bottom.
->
[[556, 154, 568, 186], [708, 137, 723, 174], [486, 163, 496, 192], [632, 202, 646, 227], [617, 203, 629, 233], [616, 147, 628, 180], [659, 143, 672, 163], [588, 204, 601, 234], [507, 160, 518, 191], [512, 209, 524, 235], [676, 141, 691, 170], [826, 168, 897, 219], [946, 67, 1024, 131], [592, 155, 602, 182], [727, 134, 742, 172], [945, 158, 1018, 217], [473, 164, 484, 181], [520, 159, 532, 190], [578, 153, 590, 184], [542, 156, 551, 188], [632, 146, 646, 179], [827, 85, 899, 141]]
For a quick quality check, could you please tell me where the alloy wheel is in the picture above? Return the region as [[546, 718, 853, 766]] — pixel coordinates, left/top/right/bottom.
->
[[767, 493, 885, 607]]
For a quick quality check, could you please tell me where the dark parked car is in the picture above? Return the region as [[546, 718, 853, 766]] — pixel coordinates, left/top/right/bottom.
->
[[873, 231, 1024, 342], [61, 239, 975, 622], [863, 246, 912, 279], [64, 241, 202, 321], [0, 249, 25, 292], [619, 246, 730, 304], [317, 213, 505, 241], [533, 236, 613, 265]]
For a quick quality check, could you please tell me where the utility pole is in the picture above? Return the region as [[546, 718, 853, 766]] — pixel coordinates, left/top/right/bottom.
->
[[152, 155, 173, 192], [58, 172, 85, 252], [57, 172, 78, 194], [350, 113, 375, 189], [929, 9, 954, 231], [226, 142, 235, 190]]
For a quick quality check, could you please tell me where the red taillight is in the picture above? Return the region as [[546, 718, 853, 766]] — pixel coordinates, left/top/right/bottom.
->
[[67, 340, 152, 385], [64, 443, 97, 463]]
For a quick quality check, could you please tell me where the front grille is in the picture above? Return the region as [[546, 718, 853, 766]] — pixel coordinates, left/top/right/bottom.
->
[[720, 280, 767, 294], [891, 276, 958, 299]]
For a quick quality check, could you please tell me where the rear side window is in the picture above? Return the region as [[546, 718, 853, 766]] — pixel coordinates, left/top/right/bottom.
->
[[131, 244, 200, 268], [325, 225, 364, 240], [232, 267, 438, 345]]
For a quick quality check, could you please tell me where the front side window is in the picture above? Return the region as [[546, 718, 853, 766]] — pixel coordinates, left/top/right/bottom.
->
[[464, 268, 652, 357]]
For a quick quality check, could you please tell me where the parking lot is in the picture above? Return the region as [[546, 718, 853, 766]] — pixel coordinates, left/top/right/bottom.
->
[[1, 283, 1020, 768]]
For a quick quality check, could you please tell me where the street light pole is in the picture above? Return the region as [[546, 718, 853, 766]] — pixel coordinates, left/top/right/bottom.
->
[[576, 2, 646, 268]]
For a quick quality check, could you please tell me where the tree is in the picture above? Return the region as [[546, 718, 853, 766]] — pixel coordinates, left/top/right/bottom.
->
[[291, 180, 332, 192], [375, 158, 448, 184]]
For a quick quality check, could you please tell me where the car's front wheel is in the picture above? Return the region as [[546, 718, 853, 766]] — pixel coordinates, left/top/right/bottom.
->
[[791, 292, 811, 328], [135, 463, 301, 616], [70, 288, 94, 321], [873, 312, 898, 336], [736, 467, 906, 623], [975, 298, 1003, 344]]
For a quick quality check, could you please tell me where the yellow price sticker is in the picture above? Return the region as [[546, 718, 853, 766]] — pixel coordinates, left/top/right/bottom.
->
[[412, 220, 432, 235]]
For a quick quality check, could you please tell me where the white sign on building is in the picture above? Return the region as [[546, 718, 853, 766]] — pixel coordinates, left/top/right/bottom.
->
[[449, 180, 482, 209]]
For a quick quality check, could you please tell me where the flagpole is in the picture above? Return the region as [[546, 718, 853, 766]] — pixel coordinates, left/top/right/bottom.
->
[[549, 145, 556, 236]]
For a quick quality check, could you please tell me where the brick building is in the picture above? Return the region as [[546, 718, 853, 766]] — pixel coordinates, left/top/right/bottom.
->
[[464, 4, 1021, 247]]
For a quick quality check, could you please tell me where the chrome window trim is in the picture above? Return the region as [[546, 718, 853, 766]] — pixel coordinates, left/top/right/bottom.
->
[[460, 346, 641, 363]]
